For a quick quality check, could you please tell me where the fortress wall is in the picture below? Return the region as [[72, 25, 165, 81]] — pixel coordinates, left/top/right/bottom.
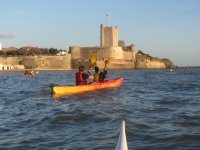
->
[[136, 56, 166, 69], [31, 55, 72, 70], [69, 46, 81, 59], [22, 56, 37, 69], [146, 60, 166, 68], [0, 55, 72, 70], [35, 55, 71, 70], [70, 46, 135, 69], [72, 58, 135, 70], [71, 47, 101, 60], [70, 46, 125, 60], [136, 54, 166, 69], [109, 47, 124, 59], [96, 59, 135, 70], [123, 51, 135, 60], [0, 57, 23, 65], [136, 55, 149, 62]]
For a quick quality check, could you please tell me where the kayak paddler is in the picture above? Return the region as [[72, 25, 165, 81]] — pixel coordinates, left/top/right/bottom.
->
[[76, 65, 92, 85], [93, 59, 109, 82], [24, 70, 29, 75], [93, 66, 107, 82]]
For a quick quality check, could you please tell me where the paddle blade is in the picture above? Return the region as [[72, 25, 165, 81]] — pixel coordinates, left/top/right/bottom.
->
[[89, 55, 97, 64], [105, 60, 109, 65]]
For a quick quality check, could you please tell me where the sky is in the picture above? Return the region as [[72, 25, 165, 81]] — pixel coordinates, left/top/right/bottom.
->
[[0, 0, 200, 66]]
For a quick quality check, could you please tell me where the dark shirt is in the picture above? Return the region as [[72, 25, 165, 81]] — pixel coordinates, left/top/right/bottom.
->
[[99, 70, 107, 82], [82, 72, 89, 81]]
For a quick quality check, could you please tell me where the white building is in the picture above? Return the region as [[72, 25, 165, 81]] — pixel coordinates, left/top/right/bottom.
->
[[0, 64, 14, 70], [0, 43, 2, 51]]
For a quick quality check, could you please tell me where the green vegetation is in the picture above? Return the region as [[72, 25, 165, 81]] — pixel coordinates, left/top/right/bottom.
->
[[49, 48, 59, 55], [118, 40, 126, 47], [137, 50, 151, 58], [2, 47, 66, 57], [161, 58, 176, 68], [0, 51, 3, 55]]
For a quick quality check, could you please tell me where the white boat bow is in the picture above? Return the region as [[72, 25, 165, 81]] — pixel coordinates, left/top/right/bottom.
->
[[115, 120, 128, 150]]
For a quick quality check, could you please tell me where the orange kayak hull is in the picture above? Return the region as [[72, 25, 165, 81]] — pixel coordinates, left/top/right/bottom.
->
[[51, 77, 124, 96]]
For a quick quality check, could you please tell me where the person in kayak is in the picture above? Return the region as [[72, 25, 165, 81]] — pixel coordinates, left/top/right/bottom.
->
[[24, 70, 29, 75], [93, 66, 100, 82], [93, 66, 107, 82], [29, 71, 35, 76], [76, 65, 90, 85], [99, 68, 107, 82]]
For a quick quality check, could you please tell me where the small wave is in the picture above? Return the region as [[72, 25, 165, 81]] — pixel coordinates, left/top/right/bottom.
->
[[177, 134, 200, 141], [134, 123, 152, 129], [49, 112, 94, 126], [0, 127, 10, 132]]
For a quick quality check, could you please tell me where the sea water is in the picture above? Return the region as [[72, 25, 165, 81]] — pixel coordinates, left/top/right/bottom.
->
[[0, 68, 200, 150]]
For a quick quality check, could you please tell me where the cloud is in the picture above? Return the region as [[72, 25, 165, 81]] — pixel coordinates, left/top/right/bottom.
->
[[0, 32, 14, 39]]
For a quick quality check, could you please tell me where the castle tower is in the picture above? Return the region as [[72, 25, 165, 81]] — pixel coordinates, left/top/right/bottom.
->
[[100, 24, 118, 47]]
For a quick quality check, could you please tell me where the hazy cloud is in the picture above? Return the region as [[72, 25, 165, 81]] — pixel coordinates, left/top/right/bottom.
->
[[0, 33, 14, 39]]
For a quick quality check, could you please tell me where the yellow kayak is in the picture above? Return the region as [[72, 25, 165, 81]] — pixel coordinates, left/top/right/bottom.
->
[[51, 77, 124, 96]]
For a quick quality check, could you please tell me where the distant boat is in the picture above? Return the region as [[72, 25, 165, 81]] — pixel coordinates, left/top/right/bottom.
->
[[115, 120, 128, 150], [20, 71, 39, 77], [169, 69, 173, 72]]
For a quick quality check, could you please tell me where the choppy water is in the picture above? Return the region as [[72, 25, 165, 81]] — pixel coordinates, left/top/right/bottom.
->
[[0, 68, 200, 150]]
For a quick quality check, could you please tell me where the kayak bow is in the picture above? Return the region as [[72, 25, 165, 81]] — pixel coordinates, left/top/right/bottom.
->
[[51, 77, 123, 96], [115, 120, 128, 150]]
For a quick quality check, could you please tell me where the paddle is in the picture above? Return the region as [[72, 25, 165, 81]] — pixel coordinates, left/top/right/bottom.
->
[[89, 55, 97, 65], [88, 55, 97, 76], [104, 59, 109, 70]]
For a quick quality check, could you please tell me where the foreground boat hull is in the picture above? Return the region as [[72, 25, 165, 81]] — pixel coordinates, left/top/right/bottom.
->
[[116, 120, 128, 150], [51, 77, 124, 96]]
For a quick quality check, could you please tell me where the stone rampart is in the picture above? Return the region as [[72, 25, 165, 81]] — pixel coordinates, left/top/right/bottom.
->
[[0, 57, 22, 65], [70, 46, 135, 69], [0, 55, 72, 70], [35, 55, 71, 70], [71, 57, 135, 70], [98, 59, 135, 70], [70, 46, 128, 60], [136, 55, 166, 69]]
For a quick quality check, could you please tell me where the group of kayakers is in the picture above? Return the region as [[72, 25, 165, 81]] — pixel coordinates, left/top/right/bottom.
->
[[76, 65, 107, 85]]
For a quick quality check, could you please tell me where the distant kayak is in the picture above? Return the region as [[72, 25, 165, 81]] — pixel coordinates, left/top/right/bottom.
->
[[20, 71, 39, 77], [51, 77, 124, 96], [20, 74, 36, 77], [116, 120, 128, 150]]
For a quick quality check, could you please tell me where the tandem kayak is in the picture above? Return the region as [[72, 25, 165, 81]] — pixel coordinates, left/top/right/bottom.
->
[[50, 77, 124, 96], [20, 74, 36, 77], [20, 71, 39, 77], [116, 120, 128, 150]]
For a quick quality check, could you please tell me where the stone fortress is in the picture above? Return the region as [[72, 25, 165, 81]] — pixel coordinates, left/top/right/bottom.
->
[[69, 24, 165, 69], [0, 24, 168, 70]]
